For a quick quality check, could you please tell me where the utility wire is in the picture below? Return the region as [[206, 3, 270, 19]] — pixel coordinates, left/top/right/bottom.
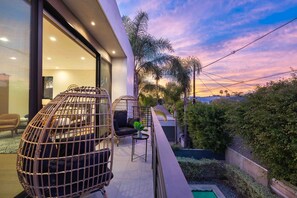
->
[[202, 71, 257, 86], [201, 71, 255, 86], [199, 70, 295, 93], [201, 16, 297, 69], [202, 72, 234, 93], [197, 77, 214, 95]]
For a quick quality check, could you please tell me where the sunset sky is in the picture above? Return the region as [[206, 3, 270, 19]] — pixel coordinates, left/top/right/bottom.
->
[[116, 0, 297, 96]]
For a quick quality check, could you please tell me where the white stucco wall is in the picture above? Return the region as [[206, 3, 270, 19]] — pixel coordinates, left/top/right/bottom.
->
[[111, 58, 127, 101], [98, 0, 134, 100]]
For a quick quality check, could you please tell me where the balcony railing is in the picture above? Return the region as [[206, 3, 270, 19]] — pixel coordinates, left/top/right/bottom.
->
[[151, 108, 193, 198]]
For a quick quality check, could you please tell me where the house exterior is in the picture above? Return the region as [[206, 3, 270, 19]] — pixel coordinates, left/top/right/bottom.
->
[[0, 1, 134, 196], [0, 0, 134, 122]]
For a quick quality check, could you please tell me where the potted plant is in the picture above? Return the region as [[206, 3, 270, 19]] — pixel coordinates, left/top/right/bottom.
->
[[133, 121, 144, 137]]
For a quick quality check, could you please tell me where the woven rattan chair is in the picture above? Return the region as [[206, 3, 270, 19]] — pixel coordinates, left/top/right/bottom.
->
[[112, 95, 140, 146], [16, 87, 114, 198]]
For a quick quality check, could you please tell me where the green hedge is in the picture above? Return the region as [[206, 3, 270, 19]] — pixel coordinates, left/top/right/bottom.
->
[[218, 77, 297, 186], [178, 158, 278, 198], [186, 103, 231, 153], [224, 164, 277, 198], [177, 158, 225, 181]]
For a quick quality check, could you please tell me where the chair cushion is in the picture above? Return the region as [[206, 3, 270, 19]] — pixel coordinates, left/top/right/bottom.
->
[[115, 127, 137, 136], [114, 111, 127, 127], [57, 133, 95, 156], [127, 118, 140, 128], [0, 119, 17, 125], [46, 149, 112, 197], [113, 119, 119, 131]]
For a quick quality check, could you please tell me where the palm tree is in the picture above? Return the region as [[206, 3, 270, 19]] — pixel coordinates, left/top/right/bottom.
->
[[166, 57, 191, 104], [163, 82, 183, 106], [122, 11, 173, 97], [185, 57, 202, 103], [166, 57, 191, 147], [138, 74, 165, 107], [166, 56, 202, 147]]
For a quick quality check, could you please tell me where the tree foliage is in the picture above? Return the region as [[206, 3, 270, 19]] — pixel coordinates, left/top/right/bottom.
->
[[221, 76, 297, 185], [122, 11, 173, 97], [186, 102, 231, 153]]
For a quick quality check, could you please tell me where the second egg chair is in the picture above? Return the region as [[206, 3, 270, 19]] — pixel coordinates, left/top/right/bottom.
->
[[112, 95, 140, 146]]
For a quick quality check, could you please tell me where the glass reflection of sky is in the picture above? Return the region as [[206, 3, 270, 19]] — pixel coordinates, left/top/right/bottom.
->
[[0, 0, 30, 57]]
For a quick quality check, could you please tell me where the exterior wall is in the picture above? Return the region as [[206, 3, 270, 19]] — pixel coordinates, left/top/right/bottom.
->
[[98, 0, 135, 99], [111, 58, 127, 101], [225, 147, 269, 186], [49, 0, 134, 101]]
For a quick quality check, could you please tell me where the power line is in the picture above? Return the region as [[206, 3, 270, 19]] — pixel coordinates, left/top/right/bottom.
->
[[197, 77, 214, 95], [202, 72, 234, 93], [202, 71, 257, 86], [201, 16, 297, 69], [199, 70, 295, 93]]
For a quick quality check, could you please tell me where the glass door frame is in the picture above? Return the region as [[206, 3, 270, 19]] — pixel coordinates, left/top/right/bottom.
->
[[29, 0, 101, 120]]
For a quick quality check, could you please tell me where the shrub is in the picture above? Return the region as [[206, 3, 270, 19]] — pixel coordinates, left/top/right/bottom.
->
[[225, 164, 278, 198], [175, 100, 185, 127], [177, 158, 225, 181], [224, 77, 297, 186], [178, 158, 278, 198], [186, 103, 231, 153]]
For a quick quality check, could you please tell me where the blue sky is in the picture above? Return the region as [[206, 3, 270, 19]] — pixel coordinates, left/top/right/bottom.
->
[[116, 0, 297, 96]]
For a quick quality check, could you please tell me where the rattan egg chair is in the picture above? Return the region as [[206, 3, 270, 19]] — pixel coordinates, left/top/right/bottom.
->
[[16, 87, 114, 198], [112, 95, 140, 145]]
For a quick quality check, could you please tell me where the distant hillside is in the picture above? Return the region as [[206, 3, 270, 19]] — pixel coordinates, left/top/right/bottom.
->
[[188, 96, 245, 103]]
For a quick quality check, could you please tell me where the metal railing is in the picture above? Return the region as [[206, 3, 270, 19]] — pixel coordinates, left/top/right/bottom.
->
[[151, 108, 193, 198], [140, 106, 151, 127]]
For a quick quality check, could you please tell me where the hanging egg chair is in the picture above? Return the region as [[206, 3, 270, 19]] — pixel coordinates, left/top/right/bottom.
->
[[16, 87, 114, 197]]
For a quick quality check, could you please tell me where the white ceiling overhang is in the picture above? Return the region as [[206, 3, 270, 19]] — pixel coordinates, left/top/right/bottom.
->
[[50, 0, 127, 58]]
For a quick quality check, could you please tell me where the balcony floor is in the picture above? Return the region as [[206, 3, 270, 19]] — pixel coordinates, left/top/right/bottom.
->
[[86, 132, 153, 198]]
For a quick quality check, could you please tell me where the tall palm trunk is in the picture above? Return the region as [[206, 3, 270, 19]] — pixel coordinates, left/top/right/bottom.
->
[[134, 71, 139, 98], [156, 79, 159, 99], [193, 64, 196, 104], [183, 90, 189, 148]]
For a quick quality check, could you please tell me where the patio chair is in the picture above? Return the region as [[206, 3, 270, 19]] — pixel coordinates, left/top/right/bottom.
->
[[112, 95, 140, 146], [0, 114, 20, 137], [16, 87, 114, 198]]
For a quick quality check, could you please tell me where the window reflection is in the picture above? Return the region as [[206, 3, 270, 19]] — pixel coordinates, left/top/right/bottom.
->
[[101, 59, 111, 95], [0, 0, 30, 135]]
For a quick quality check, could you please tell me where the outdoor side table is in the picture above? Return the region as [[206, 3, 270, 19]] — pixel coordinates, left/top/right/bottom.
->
[[131, 133, 149, 162]]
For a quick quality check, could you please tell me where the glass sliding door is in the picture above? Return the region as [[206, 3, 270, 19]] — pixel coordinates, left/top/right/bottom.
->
[[42, 17, 96, 105], [0, 0, 30, 134]]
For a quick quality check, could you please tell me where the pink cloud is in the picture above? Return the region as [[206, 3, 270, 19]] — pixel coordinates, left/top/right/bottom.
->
[[117, 0, 297, 96]]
